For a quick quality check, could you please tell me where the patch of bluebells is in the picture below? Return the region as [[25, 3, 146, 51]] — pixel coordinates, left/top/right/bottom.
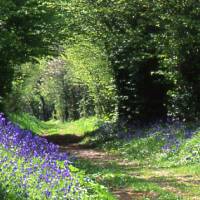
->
[[97, 119, 200, 155], [0, 113, 68, 161], [151, 122, 199, 155], [0, 113, 88, 199]]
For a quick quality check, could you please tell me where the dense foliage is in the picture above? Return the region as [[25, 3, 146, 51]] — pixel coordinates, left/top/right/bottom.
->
[[0, 0, 66, 110], [2, 1, 200, 199], [1, 0, 200, 121]]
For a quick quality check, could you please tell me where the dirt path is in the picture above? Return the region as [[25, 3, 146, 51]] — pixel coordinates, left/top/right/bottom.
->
[[61, 144, 148, 200], [42, 134, 136, 199], [60, 144, 200, 200], [44, 134, 200, 200]]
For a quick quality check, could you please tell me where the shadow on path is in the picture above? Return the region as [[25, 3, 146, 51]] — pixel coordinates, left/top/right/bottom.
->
[[42, 134, 85, 145]]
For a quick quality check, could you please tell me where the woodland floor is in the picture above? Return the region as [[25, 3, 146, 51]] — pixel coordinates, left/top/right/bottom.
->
[[44, 134, 200, 200]]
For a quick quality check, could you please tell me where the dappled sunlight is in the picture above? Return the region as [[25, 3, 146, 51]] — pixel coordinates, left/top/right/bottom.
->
[[3, 113, 200, 199], [31, 116, 200, 200], [2, 0, 200, 199]]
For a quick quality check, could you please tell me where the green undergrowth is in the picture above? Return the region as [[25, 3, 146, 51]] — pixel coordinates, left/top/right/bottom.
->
[[9, 113, 100, 136], [78, 121, 200, 199], [86, 123, 200, 167], [8, 114, 200, 199], [101, 132, 200, 167]]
